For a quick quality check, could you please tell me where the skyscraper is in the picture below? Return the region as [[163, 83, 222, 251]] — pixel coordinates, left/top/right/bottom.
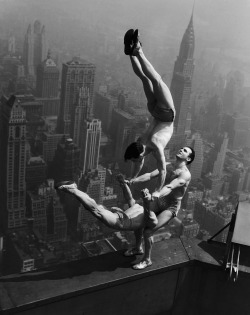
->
[[0, 95, 27, 230], [187, 133, 203, 181], [73, 87, 90, 148], [57, 57, 95, 137], [79, 119, 101, 174], [36, 50, 59, 98], [170, 12, 195, 150], [53, 138, 80, 183], [213, 133, 228, 178], [23, 20, 47, 77]]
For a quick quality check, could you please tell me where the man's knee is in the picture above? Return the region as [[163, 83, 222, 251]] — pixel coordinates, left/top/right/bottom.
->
[[151, 74, 162, 85], [147, 212, 158, 228], [144, 227, 154, 238]]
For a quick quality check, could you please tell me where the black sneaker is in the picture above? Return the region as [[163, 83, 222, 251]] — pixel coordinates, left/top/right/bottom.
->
[[131, 29, 142, 56], [124, 29, 134, 55], [132, 29, 140, 46]]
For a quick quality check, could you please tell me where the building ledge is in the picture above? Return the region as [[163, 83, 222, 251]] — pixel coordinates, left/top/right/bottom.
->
[[0, 237, 248, 314]]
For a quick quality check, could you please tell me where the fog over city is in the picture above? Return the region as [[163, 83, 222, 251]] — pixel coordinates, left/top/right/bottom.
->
[[1, 0, 250, 300]]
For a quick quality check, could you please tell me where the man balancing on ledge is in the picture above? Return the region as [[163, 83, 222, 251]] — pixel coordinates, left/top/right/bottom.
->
[[123, 28, 176, 198], [55, 146, 195, 270]]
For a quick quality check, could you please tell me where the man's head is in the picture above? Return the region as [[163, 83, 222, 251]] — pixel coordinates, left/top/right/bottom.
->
[[176, 146, 195, 165], [124, 142, 145, 162]]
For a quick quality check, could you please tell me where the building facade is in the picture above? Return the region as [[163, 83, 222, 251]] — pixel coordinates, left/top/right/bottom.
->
[[57, 58, 95, 137]]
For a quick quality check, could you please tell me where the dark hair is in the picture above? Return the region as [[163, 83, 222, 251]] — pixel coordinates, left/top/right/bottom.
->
[[186, 146, 195, 165], [124, 142, 144, 161]]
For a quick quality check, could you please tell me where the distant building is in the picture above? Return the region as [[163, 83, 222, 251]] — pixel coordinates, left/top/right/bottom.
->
[[39, 132, 65, 164], [194, 200, 233, 242], [27, 179, 68, 242], [94, 92, 115, 133], [187, 133, 203, 180], [203, 174, 224, 199], [181, 218, 200, 238], [79, 119, 101, 174], [26, 156, 47, 190], [73, 87, 91, 148], [57, 57, 95, 137], [0, 95, 27, 230], [23, 20, 47, 78], [53, 138, 80, 182], [36, 50, 59, 98], [213, 133, 228, 178], [169, 12, 195, 150]]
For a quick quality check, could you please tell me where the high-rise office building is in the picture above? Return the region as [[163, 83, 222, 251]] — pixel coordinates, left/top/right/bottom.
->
[[53, 138, 80, 182], [110, 109, 135, 161], [36, 50, 60, 116], [213, 133, 228, 178], [57, 57, 95, 137], [39, 132, 65, 164], [170, 13, 195, 150], [79, 119, 101, 174], [187, 133, 203, 181], [26, 156, 47, 190], [94, 92, 115, 134], [27, 179, 67, 242], [23, 20, 47, 77], [73, 87, 91, 148], [36, 50, 59, 98], [0, 95, 27, 230]]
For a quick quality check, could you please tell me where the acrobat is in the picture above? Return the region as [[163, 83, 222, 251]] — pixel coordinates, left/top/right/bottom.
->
[[55, 146, 195, 270], [127, 146, 195, 270], [123, 29, 176, 197]]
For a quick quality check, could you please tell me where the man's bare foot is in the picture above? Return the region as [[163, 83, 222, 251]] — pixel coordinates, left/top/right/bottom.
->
[[55, 181, 77, 193], [132, 259, 152, 270]]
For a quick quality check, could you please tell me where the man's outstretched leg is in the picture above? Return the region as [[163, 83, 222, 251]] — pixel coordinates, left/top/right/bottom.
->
[[132, 30, 175, 120], [116, 175, 144, 256], [56, 181, 127, 230], [133, 191, 173, 270]]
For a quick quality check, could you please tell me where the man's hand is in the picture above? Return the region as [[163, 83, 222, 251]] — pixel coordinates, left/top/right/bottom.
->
[[141, 188, 151, 201], [151, 191, 160, 200]]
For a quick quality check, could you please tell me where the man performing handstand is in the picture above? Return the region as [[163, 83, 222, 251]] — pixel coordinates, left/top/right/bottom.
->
[[127, 146, 195, 269], [55, 146, 195, 270], [124, 29, 176, 197]]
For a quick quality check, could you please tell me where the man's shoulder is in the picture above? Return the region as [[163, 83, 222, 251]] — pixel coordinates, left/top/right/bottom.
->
[[181, 167, 191, 180]]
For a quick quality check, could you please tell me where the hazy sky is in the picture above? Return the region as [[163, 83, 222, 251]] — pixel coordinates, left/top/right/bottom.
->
[[0, 0, 249, 50], [0, 0, 249, 80]]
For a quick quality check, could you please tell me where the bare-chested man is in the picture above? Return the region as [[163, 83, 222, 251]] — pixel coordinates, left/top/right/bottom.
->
[[127, 146, 195, 270], [124, 29, 175, 198], [55, 146, 195, 270]]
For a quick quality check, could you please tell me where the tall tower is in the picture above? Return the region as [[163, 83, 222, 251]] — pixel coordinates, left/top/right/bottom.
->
[[53, 138, 80, 183], [36, 50, 59, 98], [73, 87, 90, 148], [187, 132, 203, 181], [0, 95, 27, 230], [170, 12, 195, 150], [80, 119, 101, 174], [213, 133, 228, 177], [57, 57, 95, 137], [23, 20, 47, 77], [23, 24, 34, 76]]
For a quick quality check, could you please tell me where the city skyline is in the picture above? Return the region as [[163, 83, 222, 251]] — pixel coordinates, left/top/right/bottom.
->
[[0, 2, 249, 279]]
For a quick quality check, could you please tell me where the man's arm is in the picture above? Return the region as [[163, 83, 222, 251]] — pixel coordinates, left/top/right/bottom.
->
[[130, 168, 160, 185], [152, 145, 167, 193], [131, 157, 145, 180], [153, 171, 190, 199], [129, 162, 171, 185]]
